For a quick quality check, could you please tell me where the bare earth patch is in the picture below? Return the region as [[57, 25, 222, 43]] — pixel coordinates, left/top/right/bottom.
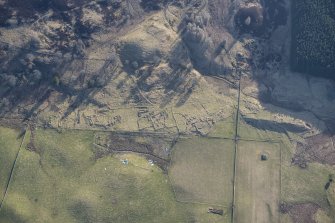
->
[[281, 203, 319, 223], [293, 134, 335, 167]]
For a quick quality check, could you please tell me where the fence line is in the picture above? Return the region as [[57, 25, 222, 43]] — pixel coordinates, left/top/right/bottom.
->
[[0, 126, 27, 211]]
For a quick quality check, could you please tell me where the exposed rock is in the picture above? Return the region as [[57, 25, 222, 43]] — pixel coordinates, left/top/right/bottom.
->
[[244, 16, 251, 26]]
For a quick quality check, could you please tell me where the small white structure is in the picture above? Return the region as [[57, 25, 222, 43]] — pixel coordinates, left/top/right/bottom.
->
[[121, 159, 129, 165]]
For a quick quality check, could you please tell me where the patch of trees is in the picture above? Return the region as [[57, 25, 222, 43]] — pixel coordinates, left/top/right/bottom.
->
[[291, 0, 335, 79]]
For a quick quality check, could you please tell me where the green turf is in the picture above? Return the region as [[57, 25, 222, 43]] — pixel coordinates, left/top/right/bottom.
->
[[0, 127, 23, 201], [234, 140, 281, 223], [314, 209, 333, 223], [280, 213, 294, 223], [169, 137, 235, 205], [237, 121, 335, 219], [207, 119, 235, 139], [178, 203, 231, 223], [0, 129, 188, 223], [281, 163, 335, 207], [0, 117, 334, 223], [276, 135, 335, 209]]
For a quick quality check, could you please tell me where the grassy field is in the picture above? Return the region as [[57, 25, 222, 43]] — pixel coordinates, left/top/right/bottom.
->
[[178, 203, 231, 223], [234, 140, 281, 223], [169, 137, 235, 206], [0, 127, 241, 223], [0, 129, 190, 223], [0, 127, 23, 202], [281, 163, 335, 207], [314, 209, 333, 223], [279, 138, 335, 209], [207, 115, 236, 139], [236, 121, 335, 222], [1, 116, 334, 222]]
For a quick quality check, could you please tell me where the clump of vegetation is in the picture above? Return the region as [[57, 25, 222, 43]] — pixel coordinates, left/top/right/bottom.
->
[[140, 0, 165, 11], [291, 0, 335, 79]]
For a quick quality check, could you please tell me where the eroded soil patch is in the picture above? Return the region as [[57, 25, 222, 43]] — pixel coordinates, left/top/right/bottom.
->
[[293, 134, 335, 167], [93, 133, 175, 172], [280, 203, 319, 223]]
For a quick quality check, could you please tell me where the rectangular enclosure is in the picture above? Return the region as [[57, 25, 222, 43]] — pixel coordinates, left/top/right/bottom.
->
[[235, 140, 281, 223], [169, 137, 235, 206]]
